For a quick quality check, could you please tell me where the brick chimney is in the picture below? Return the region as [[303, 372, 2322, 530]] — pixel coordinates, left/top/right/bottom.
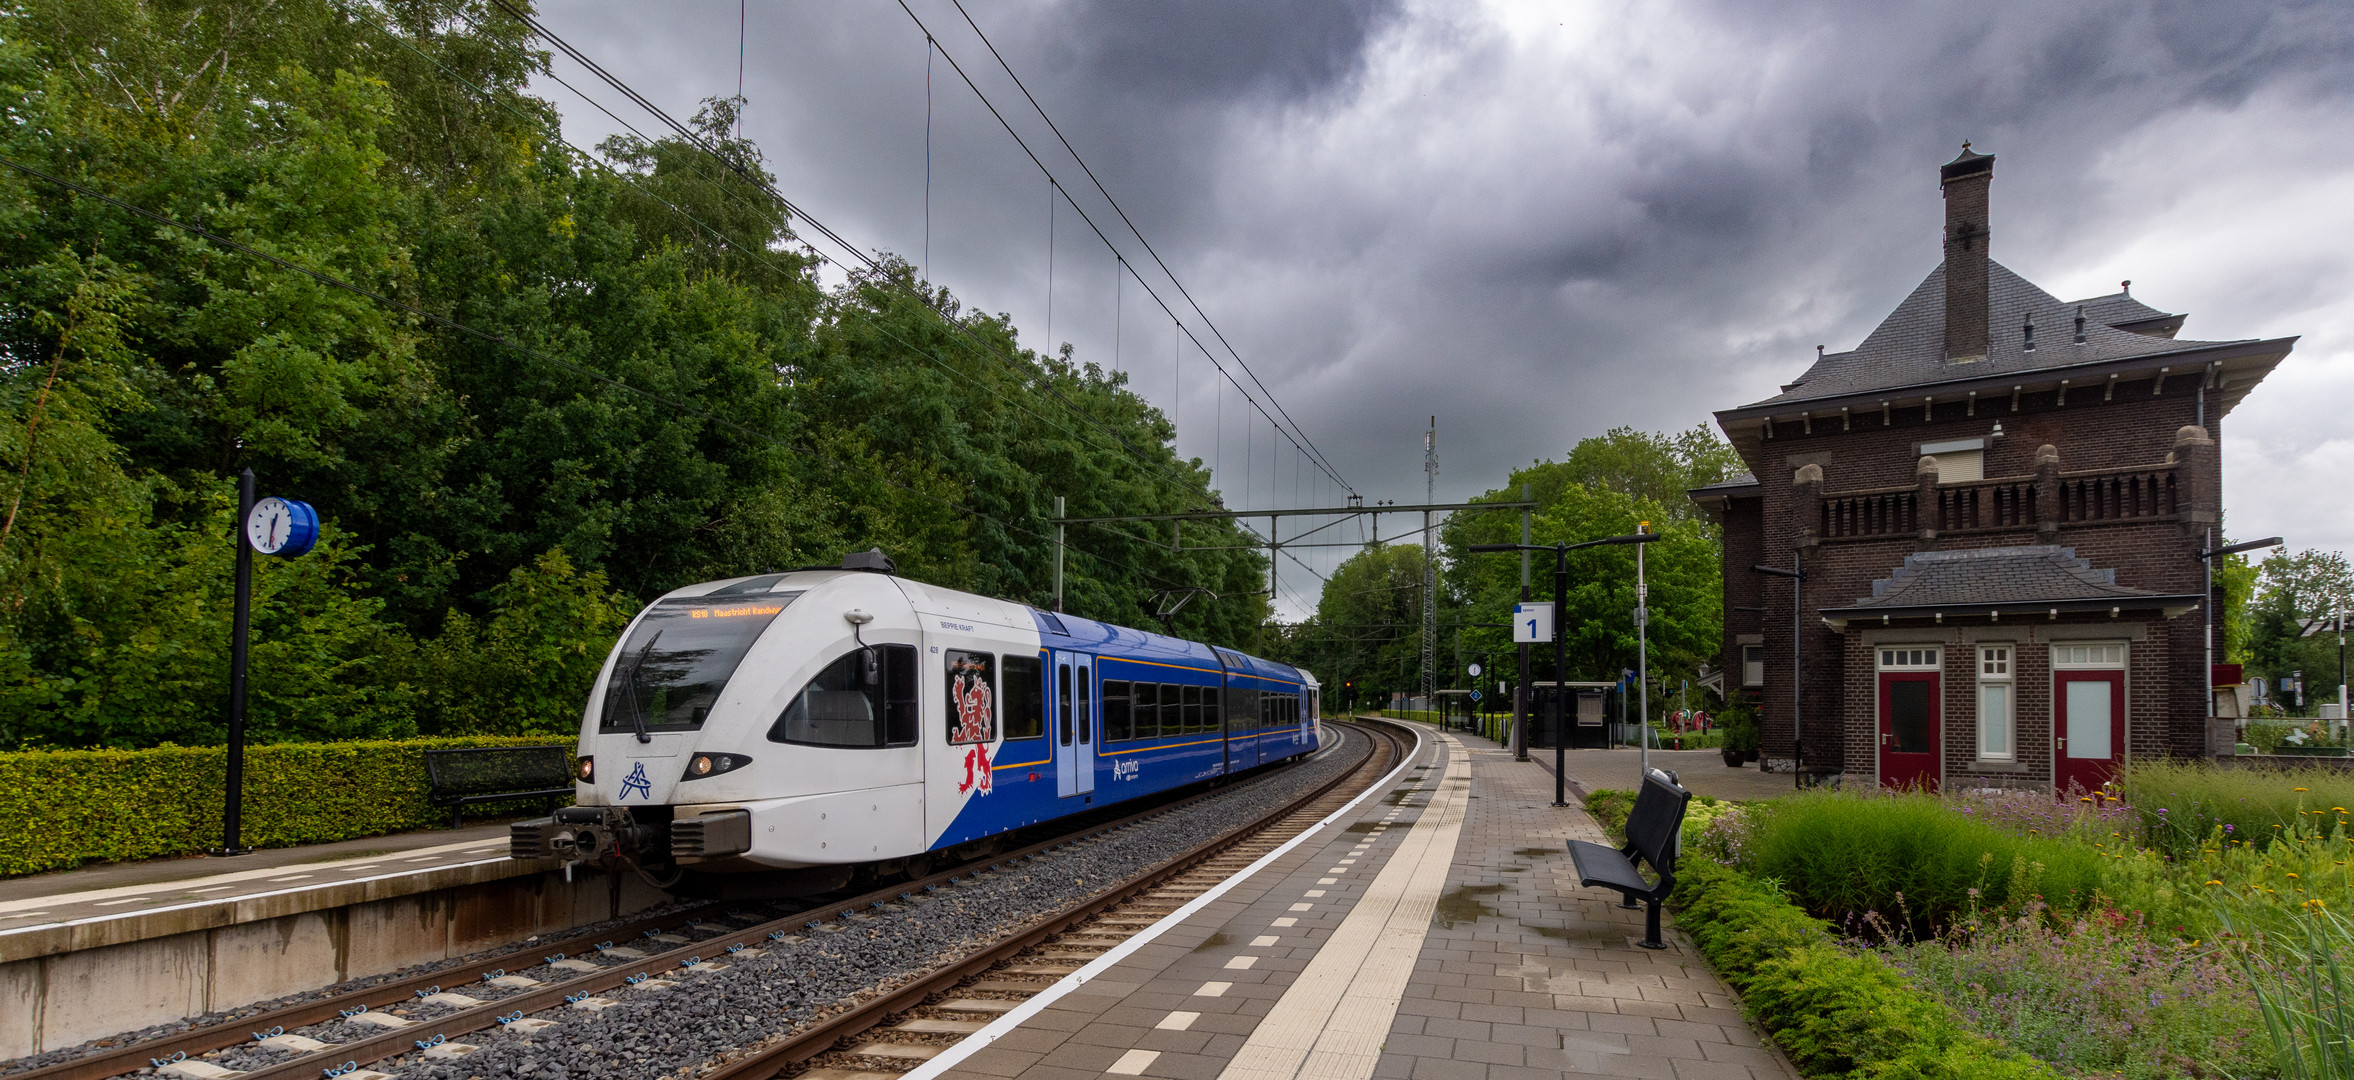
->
[[1941, 145, 1995, 364]]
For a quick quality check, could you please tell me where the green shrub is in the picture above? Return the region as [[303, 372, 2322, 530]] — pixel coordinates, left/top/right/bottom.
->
[[1742, 791, 2106, 935], [1670, 858, 2062, 1079], [1885, 906, 2264, 1079], [2243, 721, 2301, 756], [0, 736, 568, 876], [2120, 757, 2354, 859], [1585, 788, 1636, 836], [1720, 705, 1760, 752]]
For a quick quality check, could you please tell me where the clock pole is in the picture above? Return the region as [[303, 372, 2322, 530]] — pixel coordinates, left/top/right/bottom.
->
[[218, 468, 254, 856]]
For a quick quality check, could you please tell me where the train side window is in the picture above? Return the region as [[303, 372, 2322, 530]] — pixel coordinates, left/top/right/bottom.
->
[[1057, 664, 1074, 746], [1076, 662, 1091, 745], [945, 651, 996, 745], [1203, 686, 1219, 733], [1001, 655, 1044, 741], [1182, 685, 1204, 733], [769, 644, 916, 748], [1139, 683, 1162, 739], [885, 647, 919, 745], [1103, 680, 1132, 742]]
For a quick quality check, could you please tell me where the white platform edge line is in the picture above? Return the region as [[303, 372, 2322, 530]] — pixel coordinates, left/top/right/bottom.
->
[[0, 835, 514, 917], [0, 856, 518, 938], [900, 722, 1427, 1080]]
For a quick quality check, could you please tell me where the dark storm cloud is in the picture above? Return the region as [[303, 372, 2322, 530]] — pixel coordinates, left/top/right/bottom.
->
[[1028, 0, 1404, 104], [529, 0, 2354, 615]]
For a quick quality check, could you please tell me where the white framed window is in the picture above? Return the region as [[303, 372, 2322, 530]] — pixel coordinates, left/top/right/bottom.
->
[[2052, 643, 2126, 669], [1977, 645, 2013, 761], [1741, 645, 1765, 687], [1878, 647, 1942, 670]]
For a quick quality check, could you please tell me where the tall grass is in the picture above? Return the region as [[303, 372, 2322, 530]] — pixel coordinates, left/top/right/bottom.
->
[[2120, 759, 2354, 859], [1884, 905, 2264, 1079], [2217, 902, 2354, 1079], [1741, 791, 2107, 936]]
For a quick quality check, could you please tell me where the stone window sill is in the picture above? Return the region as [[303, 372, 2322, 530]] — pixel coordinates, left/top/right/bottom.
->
[[1967, 760, 2031, 773]]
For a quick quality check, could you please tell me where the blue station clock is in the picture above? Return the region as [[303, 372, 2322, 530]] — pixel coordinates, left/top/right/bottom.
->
[[244, 496, 318, 558]]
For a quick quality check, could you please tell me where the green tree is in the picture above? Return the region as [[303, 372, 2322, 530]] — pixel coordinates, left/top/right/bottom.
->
[[415, 549, 633, 735], [2245, 549, 2354, 709], [1288, 544, 1430, 707], [0, 0, 1276, 748]]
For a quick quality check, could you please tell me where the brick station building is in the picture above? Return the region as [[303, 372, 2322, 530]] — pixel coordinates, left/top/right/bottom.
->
[[1690, 147, 2297, 792]]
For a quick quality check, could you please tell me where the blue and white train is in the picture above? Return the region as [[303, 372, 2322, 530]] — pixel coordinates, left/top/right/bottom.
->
[[510, 550, 1323, 895]]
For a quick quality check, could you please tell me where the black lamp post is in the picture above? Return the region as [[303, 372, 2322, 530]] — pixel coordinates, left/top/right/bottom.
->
[[2198, 535, 2282, 751], [1470, 532, 1659, 807]]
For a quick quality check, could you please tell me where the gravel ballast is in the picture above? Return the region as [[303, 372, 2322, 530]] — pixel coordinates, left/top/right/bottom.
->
[[71, 725, 1375, 1080]]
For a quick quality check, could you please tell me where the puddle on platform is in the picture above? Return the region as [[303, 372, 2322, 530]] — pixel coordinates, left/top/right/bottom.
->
[[1345, 822, 1388, 834], [1513, 848, 1558, 859], [1527, 923, 1624, 943], [1382, 790, 1426, 806], [1192, 931, 1230, 952], [1433, 883, 1508, 928], [1501, 867, 1526, 873]]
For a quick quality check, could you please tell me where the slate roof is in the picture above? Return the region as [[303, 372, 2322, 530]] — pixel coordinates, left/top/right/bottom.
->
[[1748, 262, 2244, 409], [1820, 545, 2198, 618], [1688, 472, 1759, 496]]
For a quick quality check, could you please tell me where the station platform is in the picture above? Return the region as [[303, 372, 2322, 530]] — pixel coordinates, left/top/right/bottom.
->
[[0, 823, 531, 958], [918, 720, 1796, 1080], [0, 821, 666, 1058]]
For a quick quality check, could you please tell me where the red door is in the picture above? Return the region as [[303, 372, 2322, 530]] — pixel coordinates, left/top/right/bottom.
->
[[2056, 670, 2124, 794], [1878, 671, 1941, 791]]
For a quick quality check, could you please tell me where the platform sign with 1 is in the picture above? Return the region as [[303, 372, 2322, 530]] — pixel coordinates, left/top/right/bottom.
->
[[1512, 602, 1553, 644]]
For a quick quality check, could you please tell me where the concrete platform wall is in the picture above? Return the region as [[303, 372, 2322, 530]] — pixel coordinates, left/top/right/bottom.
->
[[0, 866, 669, 1058]]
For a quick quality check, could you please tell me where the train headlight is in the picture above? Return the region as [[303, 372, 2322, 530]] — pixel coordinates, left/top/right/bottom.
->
[[681, 753, 752, 781], [578, 756, 594, 782]]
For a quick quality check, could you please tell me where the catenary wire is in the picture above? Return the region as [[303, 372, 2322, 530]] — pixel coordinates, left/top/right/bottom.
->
[[875, 0, 1350, 494], [348, 4, 1231, 552], [936, 0, 1350, 492], [0, 152, 1217, 599], [490, 1, 1248, 524]]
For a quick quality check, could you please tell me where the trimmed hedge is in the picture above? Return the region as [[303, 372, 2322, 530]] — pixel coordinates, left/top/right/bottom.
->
[[0, 737, 569, 877], [1669, 857, 2063, 1079]]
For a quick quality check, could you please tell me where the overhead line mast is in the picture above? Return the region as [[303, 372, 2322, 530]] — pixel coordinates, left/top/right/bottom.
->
[[1423, 418, 1439, 712]]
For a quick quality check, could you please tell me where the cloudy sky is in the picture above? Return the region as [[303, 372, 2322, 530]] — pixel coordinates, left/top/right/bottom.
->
[[530, 0, 2354, 617]]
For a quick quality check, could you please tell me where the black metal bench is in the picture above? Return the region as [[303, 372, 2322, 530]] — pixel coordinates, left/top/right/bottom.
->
[[424, 746, 575, 828], [1568, 767, 1692, 950]]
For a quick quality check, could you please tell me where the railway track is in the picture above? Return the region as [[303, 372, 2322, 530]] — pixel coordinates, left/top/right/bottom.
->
[[15, 722, 1401, 1080], [710, 719, 1407, 1080]]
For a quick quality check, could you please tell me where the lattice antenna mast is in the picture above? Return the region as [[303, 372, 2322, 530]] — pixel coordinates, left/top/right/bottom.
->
[[1422, 418, 1439, 709]]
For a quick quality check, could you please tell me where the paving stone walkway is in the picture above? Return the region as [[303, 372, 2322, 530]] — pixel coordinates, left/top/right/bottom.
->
[[938, 722, 1795, 1080], [1380, 736, 1798, 1080]]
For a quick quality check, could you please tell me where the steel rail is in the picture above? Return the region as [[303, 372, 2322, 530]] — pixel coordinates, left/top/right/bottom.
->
[[43, 734, 1367, 1080], [698, 720, 1405, 1080], [2, 900, 735, 1080]]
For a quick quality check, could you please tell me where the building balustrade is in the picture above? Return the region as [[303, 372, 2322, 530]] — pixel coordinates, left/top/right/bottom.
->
[[1816, 461, 2178, 541]]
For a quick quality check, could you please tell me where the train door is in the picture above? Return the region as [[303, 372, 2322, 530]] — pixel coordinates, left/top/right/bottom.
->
[[1215, 676, 1233, 775], [1054, 651, 1096, 798]]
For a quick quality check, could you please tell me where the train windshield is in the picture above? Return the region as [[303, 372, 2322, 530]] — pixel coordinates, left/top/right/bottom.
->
[[599, 592, 803, 733]]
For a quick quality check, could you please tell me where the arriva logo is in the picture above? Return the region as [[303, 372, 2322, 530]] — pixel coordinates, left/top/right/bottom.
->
[[619, 762, 653, 800], [1112, 759, 1140, 781]]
